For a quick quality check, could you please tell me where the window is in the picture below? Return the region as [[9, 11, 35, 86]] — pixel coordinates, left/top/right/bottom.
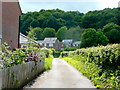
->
[[49, 43, 53, 47], [40, 43, 42, 45], [44, 43, 46, 47], [22, 45, 27, 48]]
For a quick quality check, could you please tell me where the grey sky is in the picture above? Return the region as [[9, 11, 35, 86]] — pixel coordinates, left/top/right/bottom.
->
[[19, 0, 119, 13]]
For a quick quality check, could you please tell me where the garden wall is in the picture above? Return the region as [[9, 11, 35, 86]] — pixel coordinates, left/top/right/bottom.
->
[[0, 60, 44, 89]]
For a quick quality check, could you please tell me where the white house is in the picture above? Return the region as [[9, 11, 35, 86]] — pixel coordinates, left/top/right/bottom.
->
[[37, 37, 61, 50], [20, 33, 39, 48], [62, 39, 73, 47], [73, 41, 81, 47]]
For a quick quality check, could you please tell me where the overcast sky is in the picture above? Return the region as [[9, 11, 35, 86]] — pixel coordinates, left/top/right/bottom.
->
[[19, 0, 120, 13]]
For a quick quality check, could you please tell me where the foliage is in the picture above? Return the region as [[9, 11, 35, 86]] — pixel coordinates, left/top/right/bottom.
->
[[20, 8, 120, 44], [60, 51, 70, 58], [67, 26, 83, 41], [80, 28, 108, 48], [62, 47, 79, 51], [81, 8, 119, 29], [30, 19, 40, 28], [44, 56, 53, 70], [42, 27, 56, 38], [44, 49, 54, 70], [20, 8, 119, 35], [51, 49, 60, 58], [1, 44, 26, 67], [62, 44, 120, 89], [0, 43, 46, 68], [56, 26, 68, 41], [40, 48, 52, 58], [28, 27, 44, 40], [20, 9, 84, 35], [102, 23, 120, 43]]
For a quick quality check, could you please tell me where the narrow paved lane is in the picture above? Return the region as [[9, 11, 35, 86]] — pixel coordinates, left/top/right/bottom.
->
[[24, 58, 96, 88]]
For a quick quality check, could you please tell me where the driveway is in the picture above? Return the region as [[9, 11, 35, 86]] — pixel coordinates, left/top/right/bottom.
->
[[24, 58, 96, 88]]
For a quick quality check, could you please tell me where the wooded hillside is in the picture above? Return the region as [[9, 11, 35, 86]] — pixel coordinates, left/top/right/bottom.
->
[[20, 8, 120, 48]]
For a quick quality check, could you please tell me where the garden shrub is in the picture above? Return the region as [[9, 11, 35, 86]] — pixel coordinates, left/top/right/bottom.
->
[[62, 44, 120, 89], [44, 56, 53, 70], [60, 51, 70, 57], [0, 43, 46, 68]]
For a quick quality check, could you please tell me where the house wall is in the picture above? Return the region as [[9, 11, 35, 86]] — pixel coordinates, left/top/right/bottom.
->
[[0, 1, 2, 49], [53, 40, 60, 51], [59, 42, 64, 49], [2, 2, 21, 50]]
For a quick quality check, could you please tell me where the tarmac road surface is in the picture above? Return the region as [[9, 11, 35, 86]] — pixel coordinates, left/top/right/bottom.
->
[[24, 58, 96, 88]]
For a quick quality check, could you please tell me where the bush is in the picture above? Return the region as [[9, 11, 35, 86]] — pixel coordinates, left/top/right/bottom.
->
[[0, 43, 46, 68], [62, 44, 120, 89], [44, 56, 53, 70], [80, 28, 108, 48], [60, 51, 70, 57], [62, 47, 79, 51]]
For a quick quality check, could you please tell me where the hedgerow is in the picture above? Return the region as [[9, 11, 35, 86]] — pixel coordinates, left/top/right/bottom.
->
[[62, 44, 120, 89]]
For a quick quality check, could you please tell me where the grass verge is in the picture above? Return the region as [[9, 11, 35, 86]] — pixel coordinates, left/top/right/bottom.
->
[[44, 56, 53, 70], [62, 55, 120, 89]]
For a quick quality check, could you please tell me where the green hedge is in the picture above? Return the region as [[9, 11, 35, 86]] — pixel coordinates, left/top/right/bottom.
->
[[44, 56, 54, 70], [62, 44, 120, 89], [73, 44, 120, 70]]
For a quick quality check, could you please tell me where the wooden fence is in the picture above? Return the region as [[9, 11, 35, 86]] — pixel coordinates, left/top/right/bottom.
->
[[0, 60, 44, 89]]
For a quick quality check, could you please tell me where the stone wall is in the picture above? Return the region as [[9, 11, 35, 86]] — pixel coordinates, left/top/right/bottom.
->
[[0, 60, 44, 89]]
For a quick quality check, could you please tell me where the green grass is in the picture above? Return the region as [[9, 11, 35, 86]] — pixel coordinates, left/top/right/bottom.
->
[[62, 55, 120, 89], [44, 56, 53, 70]]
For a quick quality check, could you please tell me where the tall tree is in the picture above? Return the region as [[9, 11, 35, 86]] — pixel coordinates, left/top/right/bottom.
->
[[67, 26, 83, 41], [102, 23, 120, 43], [80, 28, 108, 48], [56, 26, 68, 41], [42, 28, 56, 38], [20, 16, 33, 35], [28, 27, 43, 40], [30, 19, 40, 28]]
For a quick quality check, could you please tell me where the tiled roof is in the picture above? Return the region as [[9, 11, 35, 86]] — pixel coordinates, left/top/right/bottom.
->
[[20, 33, 38, 44], [73, 41, 81, 44], [43, 37, 57, 43], [37, 40, 44, 44], [62, 39, 73, 43]]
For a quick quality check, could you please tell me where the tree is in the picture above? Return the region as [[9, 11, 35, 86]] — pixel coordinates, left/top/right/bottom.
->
[[67, 26, 83, 41], [42, 16, 60, 30], [81, 8, 118, 29], [30, 19, 40, 28], [42, 28, 56, 38], [97, 31, 109, 46], [20, 8, 119, 36], [80, 28, 108, 48], [56, 26, 68, 41], [20, 16, 33, 35], [102, 23, 120, 43], [28, 27, 44, 40], [106, 29, 120, 43]]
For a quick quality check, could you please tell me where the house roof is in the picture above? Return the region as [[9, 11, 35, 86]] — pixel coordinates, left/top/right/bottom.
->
[[17, 0, 22, 14], [20, 33, 38, 44], [43, 37, 58, 43], [73, 41, 81, 44], [37, 40, 43, 44], [62, 39, 73, 43]]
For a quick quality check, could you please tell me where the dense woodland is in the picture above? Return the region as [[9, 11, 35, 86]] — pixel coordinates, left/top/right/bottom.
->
[[20, 8, 120, 48]]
